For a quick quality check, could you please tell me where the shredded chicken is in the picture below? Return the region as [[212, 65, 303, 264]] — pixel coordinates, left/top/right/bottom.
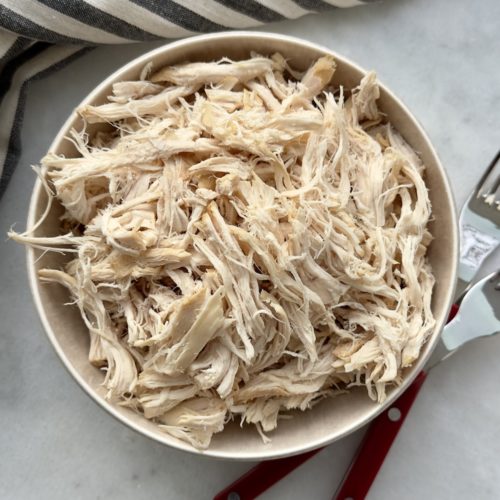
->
[[11, 53, 435, 449]]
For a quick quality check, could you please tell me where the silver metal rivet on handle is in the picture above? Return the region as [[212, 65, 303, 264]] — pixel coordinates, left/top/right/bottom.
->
[[388, 408, 402, 422]]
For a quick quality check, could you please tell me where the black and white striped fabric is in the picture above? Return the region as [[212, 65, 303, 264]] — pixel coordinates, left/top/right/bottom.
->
[[0, 0, 376, 196]]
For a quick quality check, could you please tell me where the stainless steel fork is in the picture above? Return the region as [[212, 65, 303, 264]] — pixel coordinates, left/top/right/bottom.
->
[[456, 150, 500, 300]]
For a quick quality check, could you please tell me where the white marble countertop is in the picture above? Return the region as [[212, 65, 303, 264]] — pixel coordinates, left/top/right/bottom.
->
[[1, 0, 499, 498]]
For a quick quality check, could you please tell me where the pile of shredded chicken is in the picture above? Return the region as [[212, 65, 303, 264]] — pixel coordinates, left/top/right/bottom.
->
[[12, 53, 435, 449]]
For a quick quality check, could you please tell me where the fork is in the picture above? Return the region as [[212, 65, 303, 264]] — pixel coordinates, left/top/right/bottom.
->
[[455, 150, 500, 300], [214, 151, 500, 500]]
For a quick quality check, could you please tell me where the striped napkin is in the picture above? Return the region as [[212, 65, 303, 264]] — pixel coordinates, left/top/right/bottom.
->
[[0, 0, 376, 196]]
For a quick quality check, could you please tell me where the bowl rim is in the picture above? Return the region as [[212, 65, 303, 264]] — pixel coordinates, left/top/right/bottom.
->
[[26, 30, 459, 460]]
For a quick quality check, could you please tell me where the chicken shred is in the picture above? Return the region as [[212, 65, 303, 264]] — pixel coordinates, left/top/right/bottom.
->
[[11, 53, 435, 449]]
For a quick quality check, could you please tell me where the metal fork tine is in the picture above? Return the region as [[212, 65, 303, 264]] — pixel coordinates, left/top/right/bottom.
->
[[488, 173, 500, 198], [483, 172, 500, 205], [474, 149, 500, 198]]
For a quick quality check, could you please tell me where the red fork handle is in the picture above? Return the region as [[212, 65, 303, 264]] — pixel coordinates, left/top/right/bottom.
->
[[213, 448, 322, 500], [333, 370, 428, 500], [214, 303, 459, 500]]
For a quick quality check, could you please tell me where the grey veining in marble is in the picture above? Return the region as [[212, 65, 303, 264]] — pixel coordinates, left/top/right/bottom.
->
[[1, 0, 499, 498]]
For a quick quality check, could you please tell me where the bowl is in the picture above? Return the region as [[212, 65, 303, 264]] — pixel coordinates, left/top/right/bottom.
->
[[26, 32, 458, 460]]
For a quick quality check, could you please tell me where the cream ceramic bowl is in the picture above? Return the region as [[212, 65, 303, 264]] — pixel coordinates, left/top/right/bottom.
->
[[26, 32, 458, 460]]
